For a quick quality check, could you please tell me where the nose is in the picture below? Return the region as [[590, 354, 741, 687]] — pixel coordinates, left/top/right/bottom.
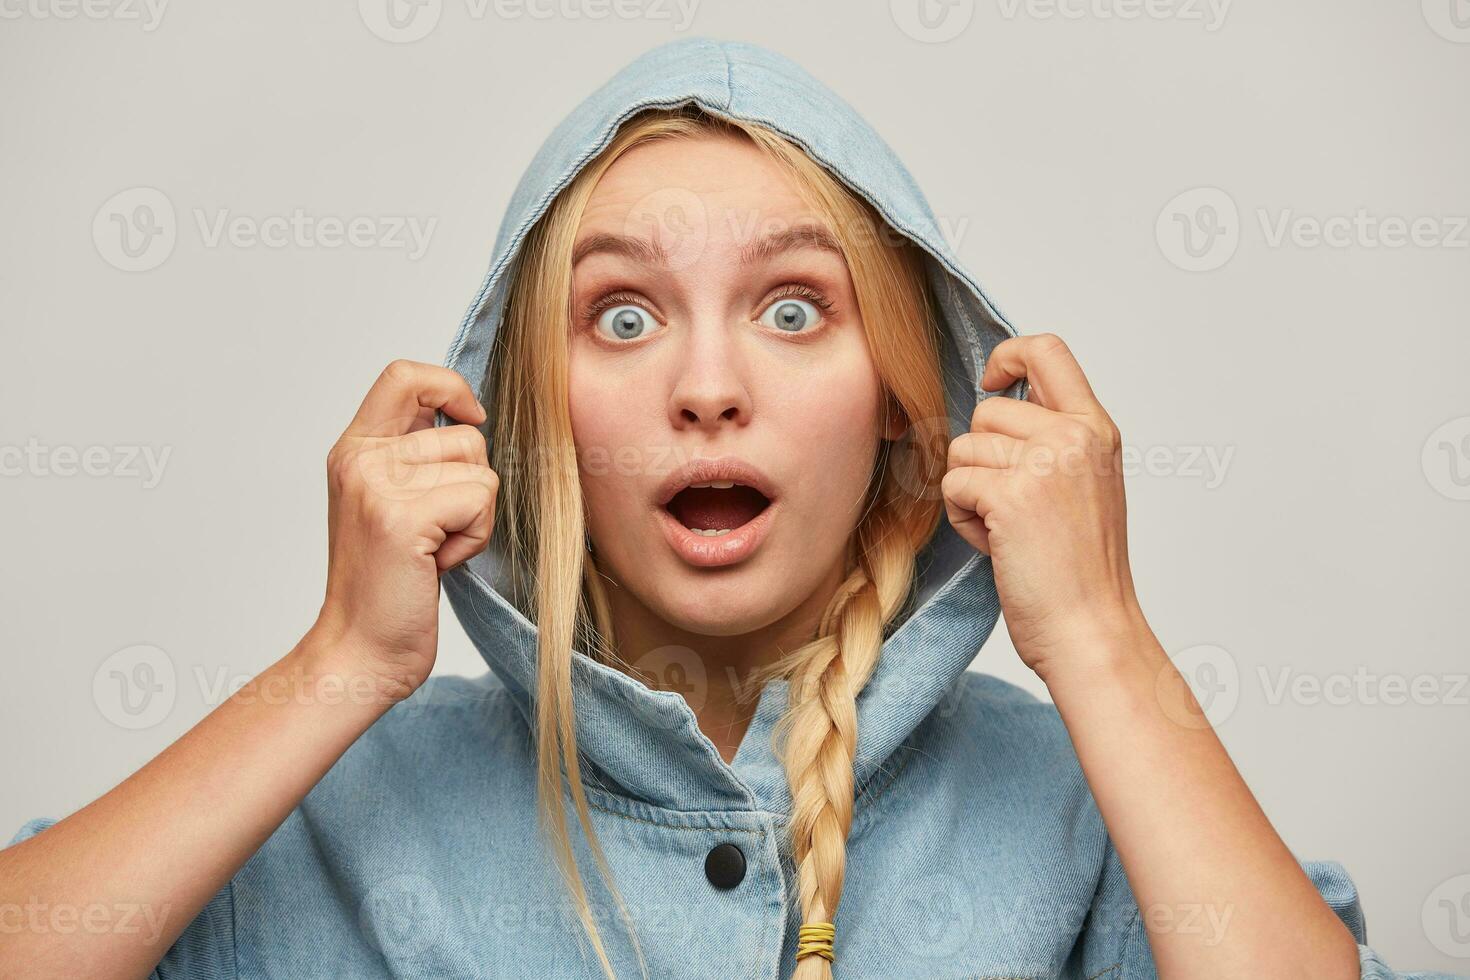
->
[[667, 319, 752, 434]]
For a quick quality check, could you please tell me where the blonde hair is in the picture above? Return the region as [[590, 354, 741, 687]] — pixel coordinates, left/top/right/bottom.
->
[[484, 105, 949, 979]]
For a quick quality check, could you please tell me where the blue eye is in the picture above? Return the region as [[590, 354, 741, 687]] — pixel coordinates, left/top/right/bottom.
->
[[759, 297, 821, 333], [595, 304, 654, 341]]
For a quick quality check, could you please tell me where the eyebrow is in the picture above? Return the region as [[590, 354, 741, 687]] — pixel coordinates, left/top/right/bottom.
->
[[739, 224, 844, 264], [569, 223, 844, 269], [571, 233, 669, 268]]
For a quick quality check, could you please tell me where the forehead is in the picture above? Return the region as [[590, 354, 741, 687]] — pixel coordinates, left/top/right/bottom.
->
[[577, 132, 827, 245]]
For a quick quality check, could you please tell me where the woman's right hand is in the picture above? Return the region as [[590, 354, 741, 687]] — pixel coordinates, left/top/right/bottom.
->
[[313, 359, 498, 700], [0, 359, 498, 980]]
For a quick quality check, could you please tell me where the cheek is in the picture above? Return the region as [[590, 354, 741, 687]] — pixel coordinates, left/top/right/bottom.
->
[[568, 383, 612, 458], [569, 350, 635, 453], [768, 350, 886, 504], [568, 344, 661, 443], [568, 359, 654, 525]]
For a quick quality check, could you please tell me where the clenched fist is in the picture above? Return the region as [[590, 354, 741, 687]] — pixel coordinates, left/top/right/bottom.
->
[[942, 334, 1144, 684], [312, 360, 498, 700]]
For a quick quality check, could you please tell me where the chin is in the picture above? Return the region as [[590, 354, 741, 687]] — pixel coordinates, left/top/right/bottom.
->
[[650, 565, 786, 638]]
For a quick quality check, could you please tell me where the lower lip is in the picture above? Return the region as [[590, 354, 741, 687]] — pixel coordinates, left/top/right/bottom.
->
[[656, 499, 777, 568]]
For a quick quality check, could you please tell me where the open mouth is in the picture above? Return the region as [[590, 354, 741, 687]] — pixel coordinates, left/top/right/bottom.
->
[[664, 481, 772, 536]]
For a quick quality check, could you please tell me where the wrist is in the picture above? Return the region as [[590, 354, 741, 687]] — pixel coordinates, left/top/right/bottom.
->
[[290, 620, 421, 708], [1031, 601, 1161, 693]]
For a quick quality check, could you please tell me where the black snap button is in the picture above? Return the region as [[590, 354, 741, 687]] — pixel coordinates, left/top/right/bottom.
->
[[704, 842, 745, 890]]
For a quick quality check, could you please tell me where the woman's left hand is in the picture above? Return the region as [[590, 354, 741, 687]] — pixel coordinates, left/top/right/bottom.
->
[[942, 333, 1145, 683]]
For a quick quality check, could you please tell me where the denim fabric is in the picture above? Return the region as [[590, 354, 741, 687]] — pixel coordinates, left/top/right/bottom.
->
[[8, 37, 1455, 979]]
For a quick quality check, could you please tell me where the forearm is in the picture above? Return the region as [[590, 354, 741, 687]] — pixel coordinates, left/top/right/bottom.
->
[[1044, 611, 1360, 980], [0, 627, 397, 980]]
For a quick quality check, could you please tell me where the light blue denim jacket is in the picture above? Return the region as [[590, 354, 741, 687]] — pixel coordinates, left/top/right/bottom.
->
[[9, 37, 1456, 980]]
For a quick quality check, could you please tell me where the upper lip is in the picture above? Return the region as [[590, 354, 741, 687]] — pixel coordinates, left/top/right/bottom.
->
[[654, 455, 779, 508]]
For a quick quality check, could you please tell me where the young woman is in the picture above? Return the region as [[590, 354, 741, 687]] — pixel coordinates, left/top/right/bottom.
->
[[2, 38, 1445, 980]]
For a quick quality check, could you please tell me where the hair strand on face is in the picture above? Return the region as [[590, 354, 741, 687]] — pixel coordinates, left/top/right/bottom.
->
[[486, 103, 948, 979]]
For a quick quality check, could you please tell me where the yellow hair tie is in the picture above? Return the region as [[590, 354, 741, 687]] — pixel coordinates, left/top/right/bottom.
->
[[796, 921, 836, 963]]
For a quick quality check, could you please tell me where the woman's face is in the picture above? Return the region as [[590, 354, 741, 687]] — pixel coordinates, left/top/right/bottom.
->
[[568, 132, 902, 639]]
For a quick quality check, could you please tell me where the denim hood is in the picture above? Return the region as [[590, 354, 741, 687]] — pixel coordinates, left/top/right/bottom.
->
[[438, 37, 1027, 816]]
